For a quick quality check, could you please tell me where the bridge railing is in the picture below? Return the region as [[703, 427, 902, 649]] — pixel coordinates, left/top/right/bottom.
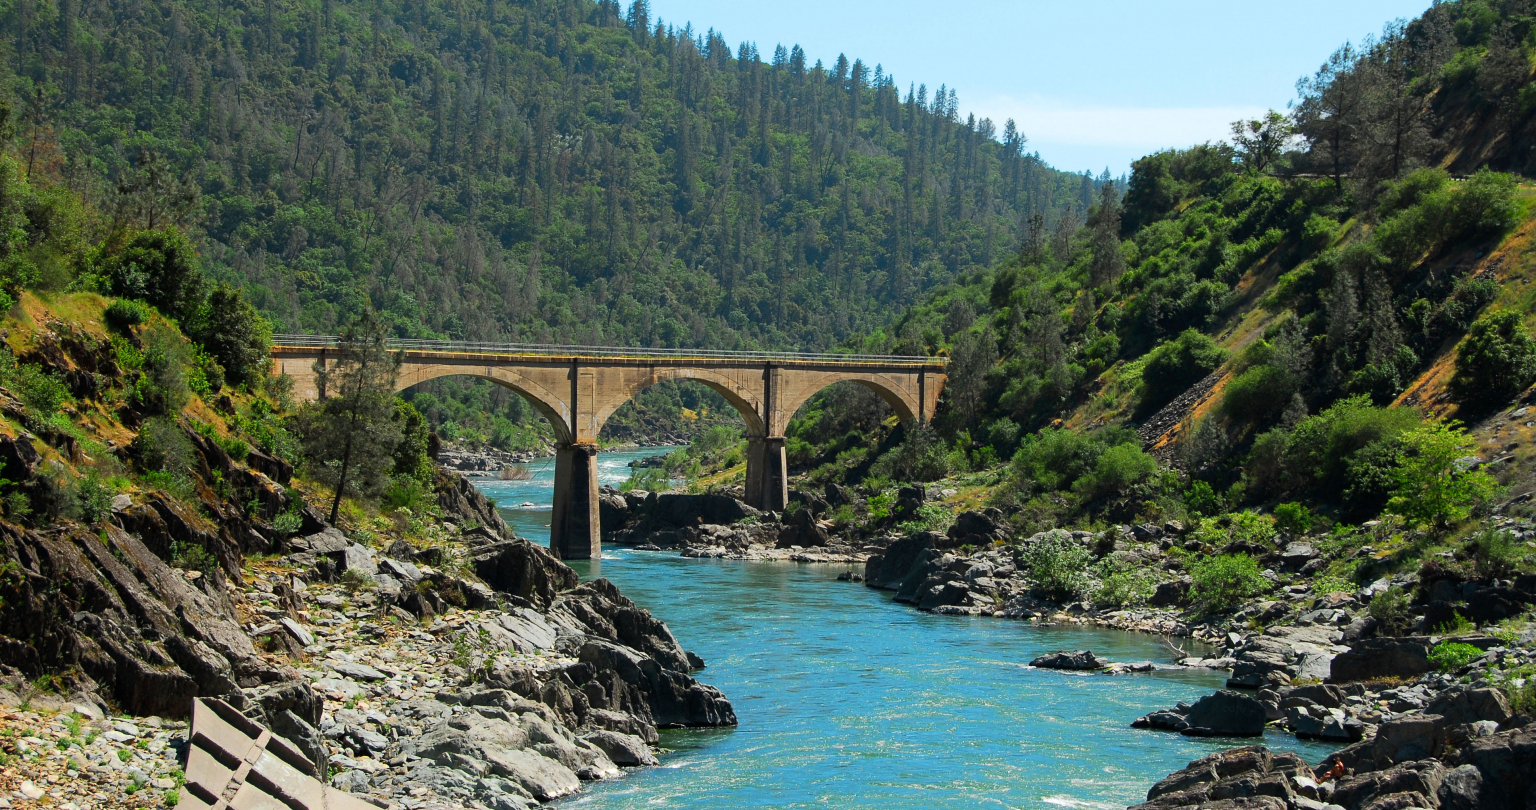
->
[[270, 334, 947, 366]]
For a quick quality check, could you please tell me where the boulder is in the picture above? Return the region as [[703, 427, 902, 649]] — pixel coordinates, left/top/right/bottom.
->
[[597, 487, 629, 534], [1132, 706, 1192, 732], [653, 494, 759, 527], [864, 532, 939, 590], [1181, 690, 1269, 737], [1329, 637, 1432, 683], [1030, 650, 1105, 670], [580, 730, 658, 767], [1279, 543, 1318, 571], [776, 507, 829, 548], [1150, 578, 1191, 607], [470, 539, 579, 610], [1331, 760, 1447, 810], [946, 510, 1007, 547], [1425, 687, 1512, 727], [1447, 725, 1536, 810], [1133, 746, 1302, 810], [1369, 715, 1447, 768], [1437, 764, 1485, 810], [1227, 637, 1296, 689]]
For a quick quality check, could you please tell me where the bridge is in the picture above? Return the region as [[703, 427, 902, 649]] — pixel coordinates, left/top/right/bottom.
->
[[270, 337, 947, 559]]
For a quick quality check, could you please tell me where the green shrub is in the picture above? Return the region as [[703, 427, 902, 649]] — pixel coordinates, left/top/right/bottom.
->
[[897, 503, 953, 535], [340, 568, 374, 594], [1273, 502, 1314, 535], [1454, 311, 1536, 407], [1218, 364, 1298, 421], [1387, 420, 1498, 528], [1073, 443, 1157, 500], [1465, 529, 1530, 578], [867, 492, 895, 521], [1189, 553, 1267, 612], [103, 299, 150, 332], [101, 229, 205, 321], [1141, 329, 1228, 411], [1185, 480, 1226, 517], [1428, 641, 1482, 672], [1094, 556, 1157, 608], [130, 322, 193, 415], [169, 539, 218, 575], [1368, 587, 1414, 635], [1432, 611, 1476, 635], [1021, 531, 1093, 602], [13, 364, 70, 416]]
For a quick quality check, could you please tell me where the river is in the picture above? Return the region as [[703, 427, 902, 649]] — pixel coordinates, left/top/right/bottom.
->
[[473, 447, 1337, 809]]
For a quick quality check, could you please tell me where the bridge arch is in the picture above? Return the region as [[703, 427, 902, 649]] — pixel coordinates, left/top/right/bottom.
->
[[589, 367, 768, 440], [776, 369, 925, 433], [394, 363, 574, 443]]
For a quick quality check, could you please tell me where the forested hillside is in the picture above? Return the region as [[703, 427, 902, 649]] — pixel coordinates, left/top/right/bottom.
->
[[1, 0, 1093, 351], [787, 0, 1536, 536]]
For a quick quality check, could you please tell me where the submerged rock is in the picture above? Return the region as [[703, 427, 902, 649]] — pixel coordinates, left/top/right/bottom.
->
[[1030, 650, 1105, 670]]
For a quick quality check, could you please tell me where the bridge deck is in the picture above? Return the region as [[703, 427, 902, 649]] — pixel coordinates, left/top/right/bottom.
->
[[270, 335, 947, 369]]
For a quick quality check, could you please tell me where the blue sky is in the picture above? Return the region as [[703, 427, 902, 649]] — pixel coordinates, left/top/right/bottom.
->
[[646, 0, 1434, 175]]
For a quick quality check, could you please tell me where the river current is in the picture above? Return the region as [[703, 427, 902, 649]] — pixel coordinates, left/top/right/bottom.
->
[[473, 447, 1336, 809]]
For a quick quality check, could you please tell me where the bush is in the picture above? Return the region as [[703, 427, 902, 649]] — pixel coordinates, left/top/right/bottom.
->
[[1218, 365, 1298, 421], [100, 229, 204, 321], [12, 364, 70, 416], [1189, 553, 1267, 611], [1021, 531, 1093, 602], [1141, 329, 1228, 411], [1273, 502, 1314, 535], [187, 284, 271, 387], [103, 299, 150, 332], [130, 322, 193, 415], [1094, 555, 1157, 608], [1454, 311, 1536, 407], [1073, 443, 1157, 500], [870, 423, 952, 483], [1012, 426, 1140, 493], [1368, 588, 1414, 635], [1185, 480, 1226, 517], [1428, 641, 1482, 672], [1387, 420, 1498, 528]]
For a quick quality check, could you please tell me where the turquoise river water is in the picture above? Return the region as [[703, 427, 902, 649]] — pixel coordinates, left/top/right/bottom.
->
[[473, 448, 1336, 809]]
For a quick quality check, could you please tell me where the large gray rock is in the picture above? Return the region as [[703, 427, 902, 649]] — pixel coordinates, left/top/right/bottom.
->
[[776, 507, 829, 548], [1447, 725, 1536, 810], [1331, 760, 1447, 810], [470, 538, 579, 610], [864, 533, 940, 591], [1031, 650, 1104, 670], [1424, 687, 1512, 726], [1329, 637, 1433, 682], [1181, 690, 1269, 737], [580, 730, 658, 767], [1133, 745, 1304, 810], [653, 493, 759, 526]]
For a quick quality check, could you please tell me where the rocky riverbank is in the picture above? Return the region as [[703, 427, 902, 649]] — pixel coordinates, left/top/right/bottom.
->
[[601, 478, 1536, 809], [0, 421, 734, 809]]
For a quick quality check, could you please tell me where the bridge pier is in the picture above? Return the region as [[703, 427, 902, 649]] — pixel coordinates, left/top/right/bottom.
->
[[550, 442, 601, 560], [744, 437, 788, 512]]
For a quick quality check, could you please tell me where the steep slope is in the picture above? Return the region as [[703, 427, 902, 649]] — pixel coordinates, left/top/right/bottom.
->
[[2, 0, 1094, 352]]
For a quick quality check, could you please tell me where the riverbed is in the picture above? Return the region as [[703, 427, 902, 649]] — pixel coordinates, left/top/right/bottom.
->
[[473, 448, 1337, 809]]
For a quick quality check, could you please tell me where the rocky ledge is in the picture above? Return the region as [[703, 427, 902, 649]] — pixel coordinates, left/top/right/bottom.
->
[[0, 422, 733, 809]]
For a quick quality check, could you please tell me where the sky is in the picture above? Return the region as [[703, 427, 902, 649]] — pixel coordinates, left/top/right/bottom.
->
[[645, 0, 1435, 176]]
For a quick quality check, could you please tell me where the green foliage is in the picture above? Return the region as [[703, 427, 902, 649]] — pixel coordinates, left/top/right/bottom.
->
[[170, 539, 217, 576], [69, 473, 117, 524], [1387, 420, 1498, 528], [1072, 443, 1157, 500], [897, 503, 953, 535], [1273, 502, 1315, 535], [130, 322, 194, 416], [1249, 397, 1422, 510], [1368, 587, 1414, 635], [1464, 529, 1532, 578], [99, 229, 204, 322], [188, 285, 272, 388], [1011, 426, 1141, 494], [103, 299, 150, 333], [1185, 480, 1227, 517], [619, 466, 669, 494], [1428, 641, 1482, 672], [340, 568, 374, 595], [1021, 531, 1093, 602], [1189, 553, 1267, 612], [870, 423, 953, 484], [1454, 311, 1536, 407], [867, 492, 896, 521], [1141, 329, 1228, 411], [294, 311, 403, 522], [1432, 611, 1476, 635], [1218, 364, 1298, 421], [130, 416, 198, 488], [392, 400, 435, 483], [1094, 554, 1157, 608]]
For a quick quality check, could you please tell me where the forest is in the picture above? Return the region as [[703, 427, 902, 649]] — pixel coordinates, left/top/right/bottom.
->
[[784, 0, 1536, 536]]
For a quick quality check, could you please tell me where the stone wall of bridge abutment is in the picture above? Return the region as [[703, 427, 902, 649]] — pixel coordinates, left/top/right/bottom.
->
[[269, 346, 945, 559]]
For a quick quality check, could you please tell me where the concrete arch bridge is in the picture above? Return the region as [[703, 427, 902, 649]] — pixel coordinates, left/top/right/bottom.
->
[[270, 337, 947, 559]]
